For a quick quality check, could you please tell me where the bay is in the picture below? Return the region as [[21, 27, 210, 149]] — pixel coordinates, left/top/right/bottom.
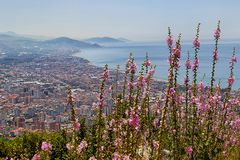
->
[[74, 42, 240, 89]]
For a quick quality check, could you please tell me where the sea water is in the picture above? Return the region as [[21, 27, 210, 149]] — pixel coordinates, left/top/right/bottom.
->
[[74, 42, 240, 89]]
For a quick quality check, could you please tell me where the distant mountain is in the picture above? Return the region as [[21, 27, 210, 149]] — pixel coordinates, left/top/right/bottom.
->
[[84, 37, 129, 44], [0, 34, 38, 48], [0, 34, 42, 56], [44, 37, 101, 48], [0, 34, 100, 56], [118, 37, 131, 42], [0, 31, 19, 37], [0, 31, 50, 40]]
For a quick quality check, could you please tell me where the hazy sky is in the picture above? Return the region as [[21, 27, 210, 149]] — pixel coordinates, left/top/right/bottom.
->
[[0, 0, 239, 41]]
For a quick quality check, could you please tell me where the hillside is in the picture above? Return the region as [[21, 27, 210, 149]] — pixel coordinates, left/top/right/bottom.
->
[[84, 37, 129, 45], [44, 37, 101, 48], [0, 34, 101, 56]]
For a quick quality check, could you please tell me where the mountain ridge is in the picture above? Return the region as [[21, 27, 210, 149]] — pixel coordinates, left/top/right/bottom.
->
[[84, 37, 129, 44], [44, 37, 101, 48]]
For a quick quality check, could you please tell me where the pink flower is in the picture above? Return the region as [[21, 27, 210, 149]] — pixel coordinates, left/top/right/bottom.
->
[[230, 137, 238, 145], [192, 58, 199, 71], [152, 118, 159, 128], [177, 95, 184, 104], [114, 138, 122, 147], [89, 157, 97, 160], [73, 120, 81, 131], [231, 55, 237, 63], [102, 66, 109, 81], [172, 129, 176, 134], [131, 63, 137, 74], [152, 140, 159, 149], [213, 49, 218, 61], [185, 146, 193, 156], [31, 154, 40, 160], [198, 81, 204, 92], [108, 119, 115, 129], [185, 59, 191, 69], [128, 111, 140, 131], [144, 60, 152, 67], [77, 140, 88, 154], [232, 118, 240, 129], [209, 95, 219, 105], [41, 141, 52, 152], [184, 76, 189, 85], [137, 75, 146, 87], [98, 95, 106, 107], [226, 100, 233, 109], [174, 61, 180, 69], [200, 103, 207, 112], [92, 102, 98, 109], [166, 35, 173, 47], [146, 69, 155, 79], [228, 76, 235, 86], [113, 152, 121, 160], [168, 56, 172, 65], [169, 88, 175, 96], [214, 27, 221, 39], [193, 37, 200, 48], [123, 155, 130, 160], [66, 142, 74, 150], [172, 48, 181, 58], [191, 96, 199, 105], [222, 150, 228, 157], [128, 82, 134, 90]]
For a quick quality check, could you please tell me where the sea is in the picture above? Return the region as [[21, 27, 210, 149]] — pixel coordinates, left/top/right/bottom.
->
[[74, 42, 240, 89]]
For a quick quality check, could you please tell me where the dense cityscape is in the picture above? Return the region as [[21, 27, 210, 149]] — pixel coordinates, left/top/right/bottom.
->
[[0, 54, 102, 136], [0, 52, 168, 137]]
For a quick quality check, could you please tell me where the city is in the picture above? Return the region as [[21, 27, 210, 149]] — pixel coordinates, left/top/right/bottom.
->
[[0, 54, 167, 137], [0, 54, 106, 136]]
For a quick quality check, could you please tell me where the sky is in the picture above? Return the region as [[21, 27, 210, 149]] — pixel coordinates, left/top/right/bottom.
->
[[0, 0, 239, 41]]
